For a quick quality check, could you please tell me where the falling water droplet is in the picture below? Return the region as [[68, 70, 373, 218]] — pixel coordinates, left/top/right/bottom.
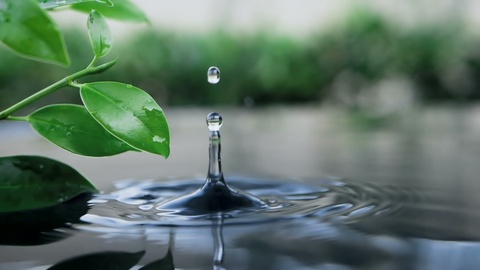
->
[[206, 112, 223, 132], [207, 66, 220, 84]]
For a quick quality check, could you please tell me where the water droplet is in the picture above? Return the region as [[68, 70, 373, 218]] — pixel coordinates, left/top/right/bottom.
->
[[207, 66, 220, 84], [153, 135, 165, 143], [206, 112, 223, 132], [126, 84, 132, 89], [95, 0, 114, 7], [55, 0, 67, 5], [66, 132, 72, 136]]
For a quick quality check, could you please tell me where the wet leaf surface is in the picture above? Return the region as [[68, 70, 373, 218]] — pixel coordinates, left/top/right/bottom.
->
[[87, 10, 112, 58], [80, 82, 170, 157], [29, 104, 136, 156], [0, 0, 69, 65], [71, 0, 149, 23], [0, 155, 97, 212]]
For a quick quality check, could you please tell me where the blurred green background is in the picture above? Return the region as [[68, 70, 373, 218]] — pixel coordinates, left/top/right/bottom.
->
[[2, 0, 480, 195], [1, 3, 479, 114]]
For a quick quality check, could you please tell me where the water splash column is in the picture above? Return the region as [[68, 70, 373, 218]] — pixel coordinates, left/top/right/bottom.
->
[[206, 112, 226, 184]]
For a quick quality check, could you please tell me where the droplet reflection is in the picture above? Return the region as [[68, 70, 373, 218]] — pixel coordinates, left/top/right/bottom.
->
[[206, 112, 223, 132], [207, 66, 221, 84]]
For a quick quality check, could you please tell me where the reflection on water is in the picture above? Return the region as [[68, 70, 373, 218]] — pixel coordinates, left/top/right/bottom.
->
[[2, 106, 480, 269]]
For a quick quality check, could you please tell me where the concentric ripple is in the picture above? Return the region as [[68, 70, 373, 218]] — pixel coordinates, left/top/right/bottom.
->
[[82, 176, 398, 227]]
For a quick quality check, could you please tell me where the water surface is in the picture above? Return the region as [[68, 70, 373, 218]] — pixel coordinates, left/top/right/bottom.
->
[[1, 106, 480, 269]]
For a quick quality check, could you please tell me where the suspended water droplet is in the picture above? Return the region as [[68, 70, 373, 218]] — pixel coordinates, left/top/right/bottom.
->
[[207, 66, 220, 84], [206, 112, 223, 132]]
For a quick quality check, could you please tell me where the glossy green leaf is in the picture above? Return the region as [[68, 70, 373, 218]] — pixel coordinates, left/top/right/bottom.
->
[[80, 82, 170, 157], [28, 104, 137, 157], [0, 155, 97, 212], [0, 0, 70, 66], [37, 0, 96, 9], [71, 0, 148, 23], [88, 10, 112, 58]]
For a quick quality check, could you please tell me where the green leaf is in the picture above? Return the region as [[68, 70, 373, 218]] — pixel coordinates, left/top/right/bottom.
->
[[37, 0, 97, 10], [0, 0, 70, 66], [88, 10, 112, 58], [28, 104, 137, 157], [0, 155, 97, 212], [71, 0, 148, 23], [80, 82, 170, 157]]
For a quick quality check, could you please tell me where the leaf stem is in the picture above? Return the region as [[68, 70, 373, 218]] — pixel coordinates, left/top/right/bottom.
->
[[87, 55, 98, 69], [0, 59, 116, 120], [6, 116, 28, 121]]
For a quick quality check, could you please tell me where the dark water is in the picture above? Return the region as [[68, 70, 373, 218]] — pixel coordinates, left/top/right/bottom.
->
[[1, 106, 480, 269]]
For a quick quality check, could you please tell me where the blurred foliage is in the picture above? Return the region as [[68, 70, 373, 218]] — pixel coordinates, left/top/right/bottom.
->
[[1, 8, 480, 110]]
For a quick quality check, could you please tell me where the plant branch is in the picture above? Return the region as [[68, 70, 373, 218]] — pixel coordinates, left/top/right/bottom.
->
[[0, 59, 117, 120]]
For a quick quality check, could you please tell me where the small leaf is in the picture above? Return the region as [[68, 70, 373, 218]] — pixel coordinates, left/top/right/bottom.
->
[[28, 104, 137, 157], [0, 0, 70, 66], [88, 10, 112, 58], [37, 0, 96, 9], [0, 155, 97, 212], [80, 82, 170, 157], [71, 0, 149, 23]]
